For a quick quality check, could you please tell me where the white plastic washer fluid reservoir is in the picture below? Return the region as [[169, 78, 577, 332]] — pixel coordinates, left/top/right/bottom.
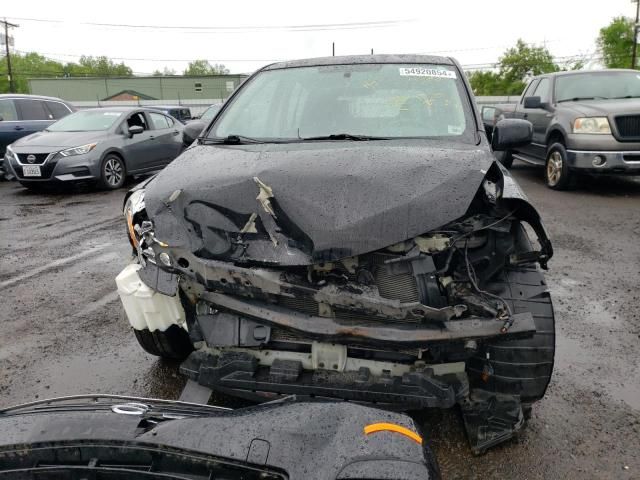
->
[[115, 263, 186, 332]]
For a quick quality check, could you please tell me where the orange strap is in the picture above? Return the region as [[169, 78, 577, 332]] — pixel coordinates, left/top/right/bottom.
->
[[363, 422, 423, 445]]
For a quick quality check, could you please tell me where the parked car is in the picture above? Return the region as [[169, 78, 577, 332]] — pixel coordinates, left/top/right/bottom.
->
[[117, 55, 554, 454], [0, 94, 75, 179], [151, 105, 192, 123], [483, 69, 640, 189], [0, 395, 440, 479], [4, 107, 184, 190]]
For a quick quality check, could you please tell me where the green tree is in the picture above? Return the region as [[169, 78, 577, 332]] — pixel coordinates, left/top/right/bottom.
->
[[597, 16, 635, 68], [183, 59, 229, 76], [1, 52, 135, 93], [152, 67, 177, 76], [468, 39, 571, 96], [498, 39, 559, 94], [0, 52, 65, 93]]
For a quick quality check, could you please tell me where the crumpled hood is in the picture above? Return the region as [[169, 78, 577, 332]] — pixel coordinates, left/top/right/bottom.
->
[[144, 140, 493, 264], [11, 130, 109, 150]]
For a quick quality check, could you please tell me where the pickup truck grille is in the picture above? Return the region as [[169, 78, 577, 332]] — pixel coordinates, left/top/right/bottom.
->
[[615, 115, 640, 140]]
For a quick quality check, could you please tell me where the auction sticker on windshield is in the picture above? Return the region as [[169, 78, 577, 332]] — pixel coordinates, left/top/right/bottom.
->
[[399, 67, 456, 79]]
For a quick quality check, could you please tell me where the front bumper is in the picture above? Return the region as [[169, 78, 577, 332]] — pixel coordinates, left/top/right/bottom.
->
[[565, 148, 640, 173], [4, 150, 102, 183]]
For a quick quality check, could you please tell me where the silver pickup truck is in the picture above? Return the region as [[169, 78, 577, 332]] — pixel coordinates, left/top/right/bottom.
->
[[481, 69, 640, 189]]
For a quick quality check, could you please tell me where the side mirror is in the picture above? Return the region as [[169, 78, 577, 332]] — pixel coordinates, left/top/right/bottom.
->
[[128, 125, 144, 137], [183, 120, 206, 146], [524, 96, 542, 109], [492, 119, 533, 151]]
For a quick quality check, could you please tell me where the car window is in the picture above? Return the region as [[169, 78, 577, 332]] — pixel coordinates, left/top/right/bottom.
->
[[481, 106, 497, 123], [48, 110, 123, 131], [533, 78, 551, 104], [127, 112, 149, 131], [15, 99, 52, 120], [0, 98, 18, 121], [150, 112, 172, 129], [180, 109, 191, 120], [45, 101, 72, 119], [521, 80, 539, 103], [211, 63, 473, 140], [200, 105, 222, 121]]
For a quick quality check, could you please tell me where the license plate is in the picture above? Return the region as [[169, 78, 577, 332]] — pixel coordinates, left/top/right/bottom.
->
[[22, 165, 41, 177]]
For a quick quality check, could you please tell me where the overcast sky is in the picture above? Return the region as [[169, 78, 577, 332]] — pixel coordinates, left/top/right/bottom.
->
[[3, 0, 637, 75]]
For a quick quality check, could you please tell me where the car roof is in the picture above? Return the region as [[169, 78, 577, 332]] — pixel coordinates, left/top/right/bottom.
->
[[0, 93, 71, 102], [263, 54, 456, 71], [532, 69, 639, 80], [152, 105, 190, 110], [75, 107, 157, 114]]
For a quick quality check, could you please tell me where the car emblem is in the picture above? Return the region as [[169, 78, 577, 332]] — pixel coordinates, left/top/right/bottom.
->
[[26, 154, 36, 164]]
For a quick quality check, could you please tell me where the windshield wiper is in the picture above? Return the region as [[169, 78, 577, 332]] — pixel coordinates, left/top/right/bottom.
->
[[300, 133, 391, 141], [202, 135, 266, 145], [557, 96, 608, 103], [610, 95, 640, 99]]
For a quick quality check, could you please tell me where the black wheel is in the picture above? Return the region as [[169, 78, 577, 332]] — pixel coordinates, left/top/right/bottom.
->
[[99, 154, 126, 189], [466, 224, 555, 404], [545, 143, 572, 190], [134, 325, 194, 359], [495, 150, 514, 168]]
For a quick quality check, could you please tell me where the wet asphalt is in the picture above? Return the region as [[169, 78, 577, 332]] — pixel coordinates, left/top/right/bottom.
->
[[0, 165, 639, 479]]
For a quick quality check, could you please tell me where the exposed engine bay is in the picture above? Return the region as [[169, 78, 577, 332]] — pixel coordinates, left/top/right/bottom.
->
[[119, 160, 555, 454]]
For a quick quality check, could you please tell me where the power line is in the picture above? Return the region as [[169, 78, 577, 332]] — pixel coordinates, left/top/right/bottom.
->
[[7, 16, 412, 33]]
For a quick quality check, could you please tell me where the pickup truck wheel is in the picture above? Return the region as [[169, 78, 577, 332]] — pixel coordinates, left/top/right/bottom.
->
[[495, 150, 514, 168], [134, 325, 194, 359], [545, 143, 572, 190]]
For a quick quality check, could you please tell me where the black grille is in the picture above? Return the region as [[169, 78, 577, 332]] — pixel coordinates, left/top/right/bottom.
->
[[17, 153, 50, 165], [13, 159, 58, 179], [615, 115, 640, 140]]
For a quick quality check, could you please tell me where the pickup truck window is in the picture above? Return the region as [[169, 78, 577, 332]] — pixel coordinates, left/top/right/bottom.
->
[[556, 71, 640, 102], [521, 80, 539, 103], [210, 63, 475, 142], [533, 78, 551, 104]]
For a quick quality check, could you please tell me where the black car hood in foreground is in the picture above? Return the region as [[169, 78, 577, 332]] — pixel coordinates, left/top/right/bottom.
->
[[144, 140, 493, 265], [0, 395, 437, 479]]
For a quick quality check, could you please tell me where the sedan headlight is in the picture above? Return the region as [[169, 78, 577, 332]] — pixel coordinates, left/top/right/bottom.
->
[[59, 143, 97, 157], [124, 189, 146, 248], [5, 144, 16, 160], [573, 117, 611, 134]]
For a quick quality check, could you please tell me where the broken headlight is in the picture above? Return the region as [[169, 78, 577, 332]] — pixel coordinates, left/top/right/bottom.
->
[[124, 189, 146, 248]]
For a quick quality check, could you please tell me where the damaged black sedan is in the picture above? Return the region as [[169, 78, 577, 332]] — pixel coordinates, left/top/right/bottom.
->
[[116, 55, 555, 454]]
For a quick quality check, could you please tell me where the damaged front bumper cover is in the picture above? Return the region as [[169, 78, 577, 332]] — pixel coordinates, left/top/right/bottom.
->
[[200, 290, 536, 346]]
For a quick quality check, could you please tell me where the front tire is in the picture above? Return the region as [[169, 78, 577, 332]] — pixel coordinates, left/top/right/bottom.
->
[[545, 143, 572, 190], [134, 325, 194, 359], [99, 154, 126, 190]]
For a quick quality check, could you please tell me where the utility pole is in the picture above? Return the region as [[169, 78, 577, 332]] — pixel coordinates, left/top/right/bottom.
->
[[633, 0, 640, 69], [2, 18, 19, 92], [332, 42, 335, 56]]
